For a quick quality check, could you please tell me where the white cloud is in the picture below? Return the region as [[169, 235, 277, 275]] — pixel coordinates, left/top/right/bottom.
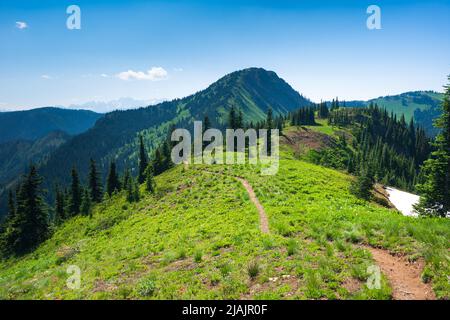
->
[[116, 67, 168, 81], [16, 21, 28, 29], [100, 73, 109, 78], [41, 75, 52, 80]]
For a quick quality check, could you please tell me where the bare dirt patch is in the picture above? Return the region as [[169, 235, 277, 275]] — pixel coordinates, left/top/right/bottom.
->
[[242, 274, 299, 299], [93, 279, 118, 293], [372, 183, 395, 208], [282, 127, 336, 155], [341, 277, 363, 294], [366, 246, 436, 300]]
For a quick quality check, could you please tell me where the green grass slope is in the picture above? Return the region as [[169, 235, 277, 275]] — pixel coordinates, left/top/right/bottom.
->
[[1, 151, 449, 300]]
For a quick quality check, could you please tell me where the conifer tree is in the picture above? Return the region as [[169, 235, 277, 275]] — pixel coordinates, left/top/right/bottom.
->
[[203, 115, 211, 132], [266, 107, 274, 129], [69, 167, 82, 216], [237, 109, 244, 129], [133, 179, 140, 202], [161, 140, 173, 172], [351, 166, 375, 200], [266, 107, 274, 156], [138, 135, 148, 184], [80, 189, 92, 217], [122, 167, 131, 191], [152, 148, 165, 176], [106, 161, 120, 196], [6, 166, 48, 255], [0, 190, 17, 256], [416, 76, 450, 217], [126, 178, 135, 203], [145, 166, 155, 194], [89, 158, 103, 203], [54, 186, 65, 223], [7, 190, 15, 220], [125, 177, 140, 203], [228, 106, 237, 129], [203, 115, 211, 151]]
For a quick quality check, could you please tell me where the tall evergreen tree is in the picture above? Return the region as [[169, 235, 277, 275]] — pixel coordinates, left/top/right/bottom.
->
[[133, 179, 140, 202], [138, 135, 148, 184], [122, 167, 131, 191], [237, 109, 244, 129], [266, 107, 274, 129], [1, 190, 17, 256], [106, 161, 120, 196], [152, 148, 165, 176], [266, 107, 274, 156], [69, 167, 82, 216], [203, 115, 211, 151], [89, 158, 103, 203], [126, 178, 135, 203], [161, 140, 173, 172], [351, 166, 375, 200], [145, 166, 155, 193], [5, 166, 48, 255], [80, 189, 92, 217], [54, 186, 65, 223], [416, 76, 450, 217], [228, 106, 237, 129], [126, 178, 140, 203], [7, 190, 15, 220], [203, 115, 211, 132]]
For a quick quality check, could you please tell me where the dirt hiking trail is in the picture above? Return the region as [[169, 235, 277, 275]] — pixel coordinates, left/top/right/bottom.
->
[[236, 177, 270, 234], [201, 168, 270, 234], [366, 247, 436, 300]]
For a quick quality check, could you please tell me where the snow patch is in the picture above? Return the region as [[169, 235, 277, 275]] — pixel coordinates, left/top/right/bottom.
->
[[385, 187, 420, 217]]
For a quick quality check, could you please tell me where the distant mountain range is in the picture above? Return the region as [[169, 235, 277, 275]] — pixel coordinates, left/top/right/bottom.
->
[[0, 107, 102, 144], [68, 97, 164, 113]]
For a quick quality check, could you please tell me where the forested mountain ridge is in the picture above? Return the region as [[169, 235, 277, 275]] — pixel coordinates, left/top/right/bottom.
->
[[30, 68, 310, 198], [343, 91, 444, 136], [0, 107, 102, 143], [0, 131, 71, 196]]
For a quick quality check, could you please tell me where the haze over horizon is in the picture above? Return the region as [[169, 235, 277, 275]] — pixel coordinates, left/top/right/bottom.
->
[[1, 0, 449, 111]]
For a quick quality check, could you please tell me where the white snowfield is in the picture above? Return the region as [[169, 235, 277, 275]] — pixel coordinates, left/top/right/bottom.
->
[[385, 187, 420, 217]]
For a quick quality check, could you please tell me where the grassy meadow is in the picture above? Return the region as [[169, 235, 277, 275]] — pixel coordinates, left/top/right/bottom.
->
[[0, 143, 449, 300]]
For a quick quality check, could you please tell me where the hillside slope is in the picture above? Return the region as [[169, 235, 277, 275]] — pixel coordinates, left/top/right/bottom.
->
[[0, 107, 102, 143], [1, 150, 448, 300]]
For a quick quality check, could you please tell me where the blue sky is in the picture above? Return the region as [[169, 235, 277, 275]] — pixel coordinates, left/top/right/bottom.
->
[[0, 0, 449, 111]]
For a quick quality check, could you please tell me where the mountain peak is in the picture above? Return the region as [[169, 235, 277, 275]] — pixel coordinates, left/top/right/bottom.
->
[[192, 67, 310, 123]]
